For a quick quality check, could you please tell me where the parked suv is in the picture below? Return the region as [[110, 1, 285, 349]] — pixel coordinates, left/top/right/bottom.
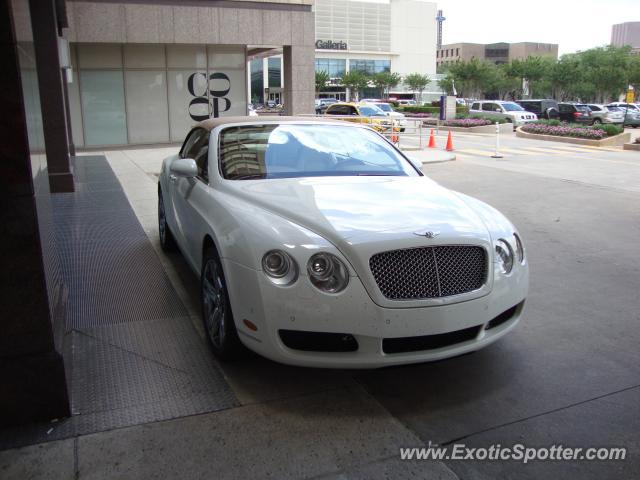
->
[[469, 100, 537, 128], [515, 99, 559, 120], [606, 102, 640, 127], [580, 104, 624, 125], [557, 103, 592, 124]]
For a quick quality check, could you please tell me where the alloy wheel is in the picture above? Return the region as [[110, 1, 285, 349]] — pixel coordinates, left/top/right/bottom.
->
[[202, 259, 227, 349]]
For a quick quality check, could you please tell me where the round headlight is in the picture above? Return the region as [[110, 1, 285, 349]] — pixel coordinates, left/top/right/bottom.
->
[[262, 250, 298, 285], [307, 253, 349, 293], [514, 233, 525, 263], [495, 239, 514, 274]]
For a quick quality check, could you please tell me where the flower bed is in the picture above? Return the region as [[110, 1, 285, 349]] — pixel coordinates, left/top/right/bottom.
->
[[521, 123, 607, 140], [423, 118, 493, 127]]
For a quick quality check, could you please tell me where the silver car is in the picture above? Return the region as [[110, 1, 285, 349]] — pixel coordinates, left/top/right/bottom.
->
[[582, 104, 624, 125], [469, 101, 537, 128], [606, 103, 640, 127]]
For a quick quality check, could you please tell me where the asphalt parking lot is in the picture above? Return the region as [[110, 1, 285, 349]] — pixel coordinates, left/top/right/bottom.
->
[[2, 135, 639, 479]]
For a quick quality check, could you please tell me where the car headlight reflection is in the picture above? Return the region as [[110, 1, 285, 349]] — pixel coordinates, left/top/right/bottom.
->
[[262, 250, 298, 285], [495, 239, 514, 274], [307, 252, 349, 293]]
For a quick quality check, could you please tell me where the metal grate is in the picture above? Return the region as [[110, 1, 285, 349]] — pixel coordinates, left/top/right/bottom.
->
[[369, 246, 487, 300]]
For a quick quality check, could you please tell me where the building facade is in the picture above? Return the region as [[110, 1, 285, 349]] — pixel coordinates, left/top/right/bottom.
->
[[249, 0, 438, 102], [0, 0, 316, 427], [611, 21, 640, 55], [63, 0, 315, 148], [437, 42, 558, 69]]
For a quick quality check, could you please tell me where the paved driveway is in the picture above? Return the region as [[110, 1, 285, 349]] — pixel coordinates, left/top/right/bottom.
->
[[2, 138, 638, 479], [119, 139, 639, 478]]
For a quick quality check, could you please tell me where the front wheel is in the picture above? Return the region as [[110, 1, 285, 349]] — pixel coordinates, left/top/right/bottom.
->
[[201, 249, 242, 360]]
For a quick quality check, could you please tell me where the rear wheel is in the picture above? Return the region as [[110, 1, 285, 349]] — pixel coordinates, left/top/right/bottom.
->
[[158, 189, 177, 252], [592, 119, 602, 125], [201, 248, 242, 360]]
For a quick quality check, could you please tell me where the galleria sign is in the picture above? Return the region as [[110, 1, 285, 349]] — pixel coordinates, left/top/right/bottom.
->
[[315, 40, 347, 50]]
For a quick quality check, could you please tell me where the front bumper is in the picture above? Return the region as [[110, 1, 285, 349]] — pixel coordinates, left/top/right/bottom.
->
[[223, 258, 528, 368]]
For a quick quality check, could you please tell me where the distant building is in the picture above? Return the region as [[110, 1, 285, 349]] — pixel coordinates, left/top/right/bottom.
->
[[611, 22, 640, 55], [437, 42, 558, 69]]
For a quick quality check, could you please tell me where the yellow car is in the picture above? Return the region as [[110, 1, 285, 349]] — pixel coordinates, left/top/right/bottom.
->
[[324, 102, 396, 133]]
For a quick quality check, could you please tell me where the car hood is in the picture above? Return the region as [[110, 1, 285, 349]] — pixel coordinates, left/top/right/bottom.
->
[[223, 176, 491, 245]]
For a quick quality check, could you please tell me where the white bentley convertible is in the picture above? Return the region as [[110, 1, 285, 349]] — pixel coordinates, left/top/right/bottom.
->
[[158, 117, 528, 368]]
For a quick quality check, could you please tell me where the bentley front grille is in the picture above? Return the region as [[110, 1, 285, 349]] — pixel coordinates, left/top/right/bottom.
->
[[369, 246, 487, 300]]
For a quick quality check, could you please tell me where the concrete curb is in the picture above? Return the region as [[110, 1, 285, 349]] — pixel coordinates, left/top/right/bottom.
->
[[411, 120, 513, 134], [515, 127, 631, 146], [622, 143, 640, 151]]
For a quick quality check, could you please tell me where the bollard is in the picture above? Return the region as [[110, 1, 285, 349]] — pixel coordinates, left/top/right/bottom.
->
[[491, 121, 503, 159]]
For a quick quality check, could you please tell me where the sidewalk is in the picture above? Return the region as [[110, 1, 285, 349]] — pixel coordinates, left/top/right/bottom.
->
[[0, 148, 459, 480]]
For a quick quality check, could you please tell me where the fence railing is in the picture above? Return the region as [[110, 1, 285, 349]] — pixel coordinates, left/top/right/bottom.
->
[[299, 114, 435, 151]]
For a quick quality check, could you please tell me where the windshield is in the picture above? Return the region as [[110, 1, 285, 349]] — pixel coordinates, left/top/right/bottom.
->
[[376, 103, 393, 112], [358, 105, 386, 116], [502, 102, 525, 111], [219, 124, 419, 180]]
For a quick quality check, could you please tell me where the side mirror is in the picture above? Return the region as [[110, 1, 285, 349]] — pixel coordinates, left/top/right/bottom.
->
[[170, 158, 198, 178], [495, 108, 502, 112]]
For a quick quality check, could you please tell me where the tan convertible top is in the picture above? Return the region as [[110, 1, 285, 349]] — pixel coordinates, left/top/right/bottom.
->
[[197, 115, 349, 131]]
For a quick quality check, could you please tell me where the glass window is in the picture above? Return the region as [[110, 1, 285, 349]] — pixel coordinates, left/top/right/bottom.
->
[[268, 57, 281, 88], [208, 46, 245, 69], [482, 103, 498, 112], [250, 58, 264, 105], [80, 71, 127, 145], [124, 71, 169, 143], [123, 45, 165, 68], [181, 128, 210, 181], [315, 58, 346, 78], [502, 102, 524, 111], [77, 45, 122, 69], [358, 105, 385, 116], [168, 70, 208, 142], [167, 45, 207, 69], [219, 124, 419, 180], [471, 102, 480, 110], [208, 68, 247, 117]]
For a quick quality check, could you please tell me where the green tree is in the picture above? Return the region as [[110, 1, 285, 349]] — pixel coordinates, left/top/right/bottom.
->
[[447, 59, 493, 99], [579, 45, 631, 102], [548, 55, 584, 101], [340, 71, 370, 101], [315, 70, 330, 94], [404, 73, 430, 102], [437, 74, 455, 95], [371, 71, 402, 98], [483, 63, 520, 100]]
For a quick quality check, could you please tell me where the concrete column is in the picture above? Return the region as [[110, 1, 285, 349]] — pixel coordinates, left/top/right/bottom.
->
[[283, 45, 315, 115], [29, 0, 74, 192], [0, 0, 70, 427]]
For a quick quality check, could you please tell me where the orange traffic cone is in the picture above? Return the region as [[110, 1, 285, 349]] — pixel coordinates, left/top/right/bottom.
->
[[427, 129, 436, 149], [445, 131, 454, 151]]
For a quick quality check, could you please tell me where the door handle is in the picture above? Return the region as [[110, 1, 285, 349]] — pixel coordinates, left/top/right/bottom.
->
[[169, 174, 177, 183]]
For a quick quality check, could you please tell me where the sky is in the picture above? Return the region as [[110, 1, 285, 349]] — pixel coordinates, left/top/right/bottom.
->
[[435, 0, 639, 55]]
